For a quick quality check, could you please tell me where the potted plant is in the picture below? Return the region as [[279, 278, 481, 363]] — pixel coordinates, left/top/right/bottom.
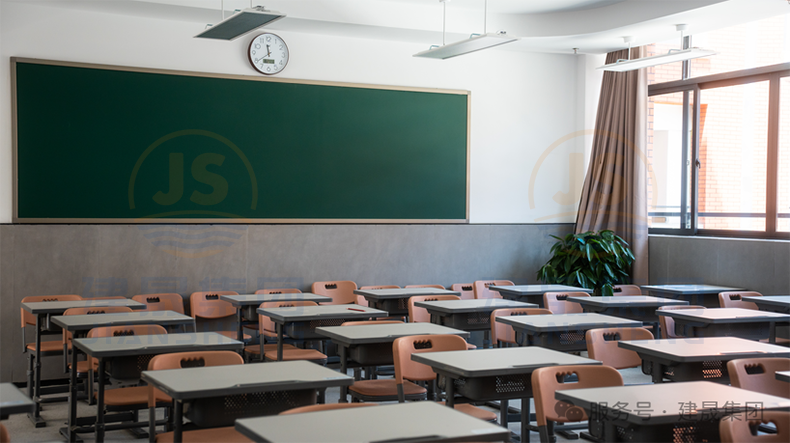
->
[[536, 230, 635, 296]]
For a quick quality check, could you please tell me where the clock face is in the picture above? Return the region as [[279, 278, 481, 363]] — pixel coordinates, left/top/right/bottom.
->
[[248, 33, 289, 75]]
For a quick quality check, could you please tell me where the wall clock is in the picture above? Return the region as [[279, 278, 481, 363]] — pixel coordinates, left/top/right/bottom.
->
[[248, 33, 289, 75]]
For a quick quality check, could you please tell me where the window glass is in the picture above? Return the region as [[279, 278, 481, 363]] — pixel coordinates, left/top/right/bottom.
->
[[779, 76, 790, 233]]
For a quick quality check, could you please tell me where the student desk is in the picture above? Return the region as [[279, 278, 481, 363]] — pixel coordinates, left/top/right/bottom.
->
[[743, 295, 790, 313], [315, 323, 469, 402], [777, 371, 790, 383], [235, 401, 510, 443], [415, 299, 536, 332], [490, 285, 592, 307], [257, 304, 387, 361], [220, 293, 332, 341], [618, 337, 790, 384], [66, 332, 236, 443], [656, 308, 790, 343], [20, 298, 145, 426], [567, 296, 687, 336], [143, 360, 352, 443], [640, 284, 747, 308], [354, 287, 461, 317], [555, 381, 790, 442], [0, 383, 35, 419], [497, 313, 642, 352], [412, 346, 600, 440]]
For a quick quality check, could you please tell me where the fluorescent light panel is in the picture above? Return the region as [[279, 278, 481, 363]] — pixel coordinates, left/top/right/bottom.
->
[[195, 6, 285, 41], [414, 33, 518, 59], [598, 48, 717, 72]]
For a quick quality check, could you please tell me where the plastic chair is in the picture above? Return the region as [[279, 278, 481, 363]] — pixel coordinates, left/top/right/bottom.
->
[[132, 294, 185, 314], [450, 283, 475, 300], [720, 411, 790, 443], [473, 280, 514, 300], [254, 288, 302, 294], [532, 365, 624, 443], [0, 423, 9, 443], [21, 294, 82, 353], [727, 358, 790, 398], [349, 334, 496, 422], [491, 308, 552, 347], [189, 291, 250, 340], [405, 285, 445, 289], [719, 291, 762, 310], [585, 327, 654, 369], [357, 285, 399, 306], [544, 292, 590, 314], [244, 301, 327, 364], [280, 403, 377, 415], [613, 285, 642, 295], [311, 281, 358, 305], [657, 305, 706, 338], [87, 296, 128, 300], [408, 295, 460, 323]]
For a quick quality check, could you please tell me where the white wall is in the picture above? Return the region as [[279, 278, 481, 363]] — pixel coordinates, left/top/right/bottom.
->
[[0, 1, 595, 223]]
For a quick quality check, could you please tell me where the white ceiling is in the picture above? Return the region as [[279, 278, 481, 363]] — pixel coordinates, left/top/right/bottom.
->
[[10, 0, 790, 54]]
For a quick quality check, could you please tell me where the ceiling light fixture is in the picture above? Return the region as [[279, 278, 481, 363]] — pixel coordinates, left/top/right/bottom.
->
[[414, 0, 518, 59], [597, 25, 716, 72], [195, 1, 285, 41]]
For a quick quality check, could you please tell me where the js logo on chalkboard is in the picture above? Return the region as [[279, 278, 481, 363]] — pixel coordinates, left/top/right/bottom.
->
[[128, 129, 258, 258]]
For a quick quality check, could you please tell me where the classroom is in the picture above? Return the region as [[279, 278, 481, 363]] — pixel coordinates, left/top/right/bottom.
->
[[1, 0, 790, 442]]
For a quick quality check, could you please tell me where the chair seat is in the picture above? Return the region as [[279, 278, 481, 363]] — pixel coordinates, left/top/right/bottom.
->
[[466, 343, 477, 350], [68, 360, 98, 374], [263, 347, 327, 362], [98, 386, 171, 406], [243, 343, 297, 355], [242, 323, 259, 330], [348, 379, 426, 397], [156, 427, 252, 443], [26, 341, 69, 353], [439, 402, 497, 421], [215, 331, 252, 341]]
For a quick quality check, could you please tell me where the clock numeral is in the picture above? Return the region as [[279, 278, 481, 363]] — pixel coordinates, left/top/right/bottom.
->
[[266, 36, 271, 41], [252, 50, 256, 55], [266, 67, 271, 72], [279, 45, 283, 50], [279, 60, 284, 65], [255, 44, 260, 49]]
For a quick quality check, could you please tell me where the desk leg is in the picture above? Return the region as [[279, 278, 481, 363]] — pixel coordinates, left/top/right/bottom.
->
[[650, 359, 664, 384], [66, 345, 79, 442], [148, 404, 156, 443], [236, 310, 244, 342], [521, 397, 530, 441], [30, 314, 45, 427], [277, 323, 284, 361], [500, 399, 508, 427], [339, 346, 349, 403], [96, 358, 106, 443], [769, 322, 777, 344], [445, 376, 455, 408], [173, 400, 183, 443]]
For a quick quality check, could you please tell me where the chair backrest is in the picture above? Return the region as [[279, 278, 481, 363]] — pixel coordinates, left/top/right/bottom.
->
[[131, 293, 185, 314], [311, 281, 358, 305], [341, 320, 404, 326], [87, 324, 168, 339], [491, 308, 552, 345], [585, 327, 654, 369], [0, 423, 9, 443], [720, 411, 790, 443], [393, 334, 467, 388], [21, 294, 82, 328], [727, 358, 790, 398], [357, 286, 399, 307], [613, 285, 642, 295], [719, 291, 762, 310], [279, 403, 377, 415], [450, 283, 475, 300], [63, 306, 134, 343], [473, 280, 514, 299], [258, 301, 318, 334], [658, 305, 706, 338], [147, 350, 244, 408], [544, 292, 590, 314], [255, 288, 302, 294], [86, 296, 127, 300], [532, 365, 623, 426], [407, 295, 460, 323], [405, 285, 445, 290], [189, 291, 239, 320]]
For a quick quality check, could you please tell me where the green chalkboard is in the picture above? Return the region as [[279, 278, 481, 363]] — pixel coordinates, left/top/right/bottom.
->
[[13, 59, 469, 223]]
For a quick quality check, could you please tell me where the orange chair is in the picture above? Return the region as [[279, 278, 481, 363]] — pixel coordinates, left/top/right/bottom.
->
[[280, 403, 377, 415], [720, 411, 790, 443], [585, 327, 654, 369], [254, 288, 302, 295], [491, 308, 552, 347], [658, 305, 706, 338], [189, 291, 250, 340], [450, 283, 475, 300], [63, 306, 135, 385], [244, 301, 327, 363], [0, 423, 9, 443], [719, 291, 762, 310], [532, 365, 624, 443], [349, 334, 496, 422], [311, 281, 358, 305], [87, 296, 128, 300], [727, 358, 790, 398], [408, 295, 460, 323], [544, 292, 590, 314], [473, 280, 514, 300], [357, 285, 399, 306], [21, 294, 82, 353], [405, 285, 446, 289], [613, 285, 642, 295], [132, 294, 185, 314]]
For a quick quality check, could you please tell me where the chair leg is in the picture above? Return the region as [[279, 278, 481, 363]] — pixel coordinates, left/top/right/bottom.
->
[[27, 353, 34, 399], [538, 424, 556, 443]]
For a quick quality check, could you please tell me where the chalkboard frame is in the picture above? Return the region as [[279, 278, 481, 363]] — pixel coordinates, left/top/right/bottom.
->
[[11, 57, 470, 224]]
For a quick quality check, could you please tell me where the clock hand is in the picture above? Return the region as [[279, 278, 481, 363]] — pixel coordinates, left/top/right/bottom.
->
[[266, 45, 271, 57]]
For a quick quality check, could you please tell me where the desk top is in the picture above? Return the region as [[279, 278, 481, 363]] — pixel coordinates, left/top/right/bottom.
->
[[641, 284, 747, 294], [412, 346, 601, 378], [74, 332, 242, 358], [142, 360, 352, 400], [656, 308, 790, 324], [490, 285, 592, 295], [235, 401, 509, 443], [220, 293, 331, 307], [21, 299, 144, 314], [777, 371, 790, 383], [258, 304, 387, 322], [555, 381, 790, 426], [568, 296, 688, 308], [496, 313, 642, 332], [51, 310, 194, 331], [315, 323, 469, 346], [0, 383, 34, 418], [743, 296, 790, 308], [618, 337, 790, 362], [414, 299, 536, 314], [354, 288, 460, 300]]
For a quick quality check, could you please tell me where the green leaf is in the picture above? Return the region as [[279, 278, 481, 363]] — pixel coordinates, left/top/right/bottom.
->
[[585, 243, 594, 262], [602, 284, 614, 297], [603, 263, 615, 279]]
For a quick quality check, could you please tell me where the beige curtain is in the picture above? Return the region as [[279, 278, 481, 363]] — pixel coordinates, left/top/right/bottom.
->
[[575, 47, 649, 285]]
